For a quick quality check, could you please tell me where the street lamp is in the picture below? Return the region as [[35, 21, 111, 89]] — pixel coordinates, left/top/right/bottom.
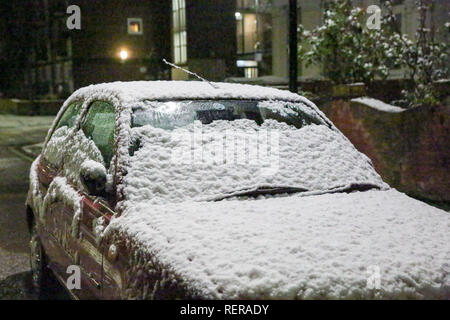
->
[[119, 49, 129, 61]]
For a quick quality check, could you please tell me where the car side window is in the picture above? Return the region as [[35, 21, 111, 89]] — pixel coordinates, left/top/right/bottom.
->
[[55, 102, 82, 130], [43, 102, 82, 168], [81, 101, 115, 168]]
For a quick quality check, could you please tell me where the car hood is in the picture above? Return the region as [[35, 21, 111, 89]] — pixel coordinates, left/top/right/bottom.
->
[[110, 189, 450, 299]]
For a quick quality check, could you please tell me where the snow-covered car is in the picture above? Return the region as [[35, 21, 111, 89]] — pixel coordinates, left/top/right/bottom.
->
[[27, 81, 449, 300]]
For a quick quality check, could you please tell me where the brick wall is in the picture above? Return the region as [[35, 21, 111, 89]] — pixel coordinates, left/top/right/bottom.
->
[[320, 99, 450, 202]]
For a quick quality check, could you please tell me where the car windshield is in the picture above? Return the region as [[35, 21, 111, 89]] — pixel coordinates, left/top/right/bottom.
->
[[131, 100, 325, 130], [124, 99, 386, 205]]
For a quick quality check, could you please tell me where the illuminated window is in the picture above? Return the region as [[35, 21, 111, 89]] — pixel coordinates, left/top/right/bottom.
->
[[235, 9, 272, 54], [128, 18, 143, 35], [172, 0, 187, 64], [244, 67, 258, 78]]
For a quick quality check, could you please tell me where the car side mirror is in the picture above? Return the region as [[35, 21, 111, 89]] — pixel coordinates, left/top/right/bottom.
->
[[80, 160, 107, 197]]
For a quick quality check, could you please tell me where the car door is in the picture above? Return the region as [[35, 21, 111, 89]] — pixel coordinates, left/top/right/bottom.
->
[[36, 101, 84, 286], [37, 101, 82, 190], [75, 101, 117, 299]]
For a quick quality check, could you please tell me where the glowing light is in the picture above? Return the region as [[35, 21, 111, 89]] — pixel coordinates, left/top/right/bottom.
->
[[119, 49, 129, 61], [235, 12, 242, 20]]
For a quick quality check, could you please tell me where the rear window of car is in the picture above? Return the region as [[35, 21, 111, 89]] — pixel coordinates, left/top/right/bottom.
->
[[131, 100, 324, 130], [124, 99, 385, 205]]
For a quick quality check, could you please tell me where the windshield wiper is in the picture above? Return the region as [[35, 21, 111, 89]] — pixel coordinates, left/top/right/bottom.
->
[[327, 183, 380, 194], [214, 186, 308, 201], [211, 183, 382, 202], [212, 183, 381, 201]]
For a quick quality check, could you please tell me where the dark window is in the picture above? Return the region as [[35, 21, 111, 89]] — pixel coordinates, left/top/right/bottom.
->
[[82, 101, 115, 167], [54, 18, 69, 57], [55, 102, 82, 130], [36, 42, 47, 61], [383, 0, 404, 5], [394, 13, 402, 33]]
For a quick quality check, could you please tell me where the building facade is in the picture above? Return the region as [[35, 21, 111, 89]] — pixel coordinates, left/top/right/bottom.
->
[[5, 0, 171, 99], [170, 0, 237, 81], [231, 0, 450, 81], [2, 0, 448, 98]]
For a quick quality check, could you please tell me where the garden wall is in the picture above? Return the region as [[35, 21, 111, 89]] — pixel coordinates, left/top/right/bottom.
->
[[319, 98, 450, 202]]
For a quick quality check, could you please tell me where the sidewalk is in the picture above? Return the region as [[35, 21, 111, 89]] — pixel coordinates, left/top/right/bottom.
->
[[0, 115, 55, 299], [0, 115, 54, 148], [0, 115, 54, 128]]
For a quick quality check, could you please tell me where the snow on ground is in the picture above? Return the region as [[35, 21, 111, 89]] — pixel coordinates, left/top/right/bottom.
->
[[351, 97, 405, 113], [110, 189, 450, 299], [124, 119, 386, 205]]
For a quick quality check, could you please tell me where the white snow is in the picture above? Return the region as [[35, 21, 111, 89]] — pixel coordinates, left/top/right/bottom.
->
[[124, 119, 386, 205], [61, 81, 330, 128], [81, 159, 107, 179], [259, 100, 316, 119], [43, 81, 330, 181], [36, 125, 105, 239], [66, 80, 310, 106], [44, 81, 333, 179], [32, 80, 449, 299], [43, 126, 71, 167], [351, 97, 405, 113], [38, 176, 83, 237], [44, 126, 104, 191], [110, 189, 450, 299], [28, 156, 83, 238], [29, 155, 41, 197]]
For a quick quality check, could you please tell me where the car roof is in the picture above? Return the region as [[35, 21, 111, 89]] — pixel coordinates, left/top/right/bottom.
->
[[48, 81, 334, 149], [67, 81, 309, 106]]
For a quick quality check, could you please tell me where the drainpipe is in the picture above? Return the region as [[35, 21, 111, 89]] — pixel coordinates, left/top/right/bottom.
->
[[288, 0, 298, 93]]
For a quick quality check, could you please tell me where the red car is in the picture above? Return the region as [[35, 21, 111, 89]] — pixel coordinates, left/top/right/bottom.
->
[[27, 81, 450, 300]]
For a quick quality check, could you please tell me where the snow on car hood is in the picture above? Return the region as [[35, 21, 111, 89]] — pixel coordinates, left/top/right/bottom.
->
[[110, 189, 450, 299], [124, 119, 387, 205]]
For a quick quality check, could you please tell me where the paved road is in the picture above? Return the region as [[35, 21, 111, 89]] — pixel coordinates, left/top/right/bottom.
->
[[0, 115, 63, 299]]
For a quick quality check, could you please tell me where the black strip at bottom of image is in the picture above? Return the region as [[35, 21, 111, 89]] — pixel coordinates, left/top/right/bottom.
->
[[0, 300, 447, 319]]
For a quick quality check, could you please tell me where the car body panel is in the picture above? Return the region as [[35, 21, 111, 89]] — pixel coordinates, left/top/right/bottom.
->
[[77, 196, 105, 297], [27, 97, 120, 299]]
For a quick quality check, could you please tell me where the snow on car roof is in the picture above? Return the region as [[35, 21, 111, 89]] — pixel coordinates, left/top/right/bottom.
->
[[68, 80, 310, 105], [47, 80, 334, 148]]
